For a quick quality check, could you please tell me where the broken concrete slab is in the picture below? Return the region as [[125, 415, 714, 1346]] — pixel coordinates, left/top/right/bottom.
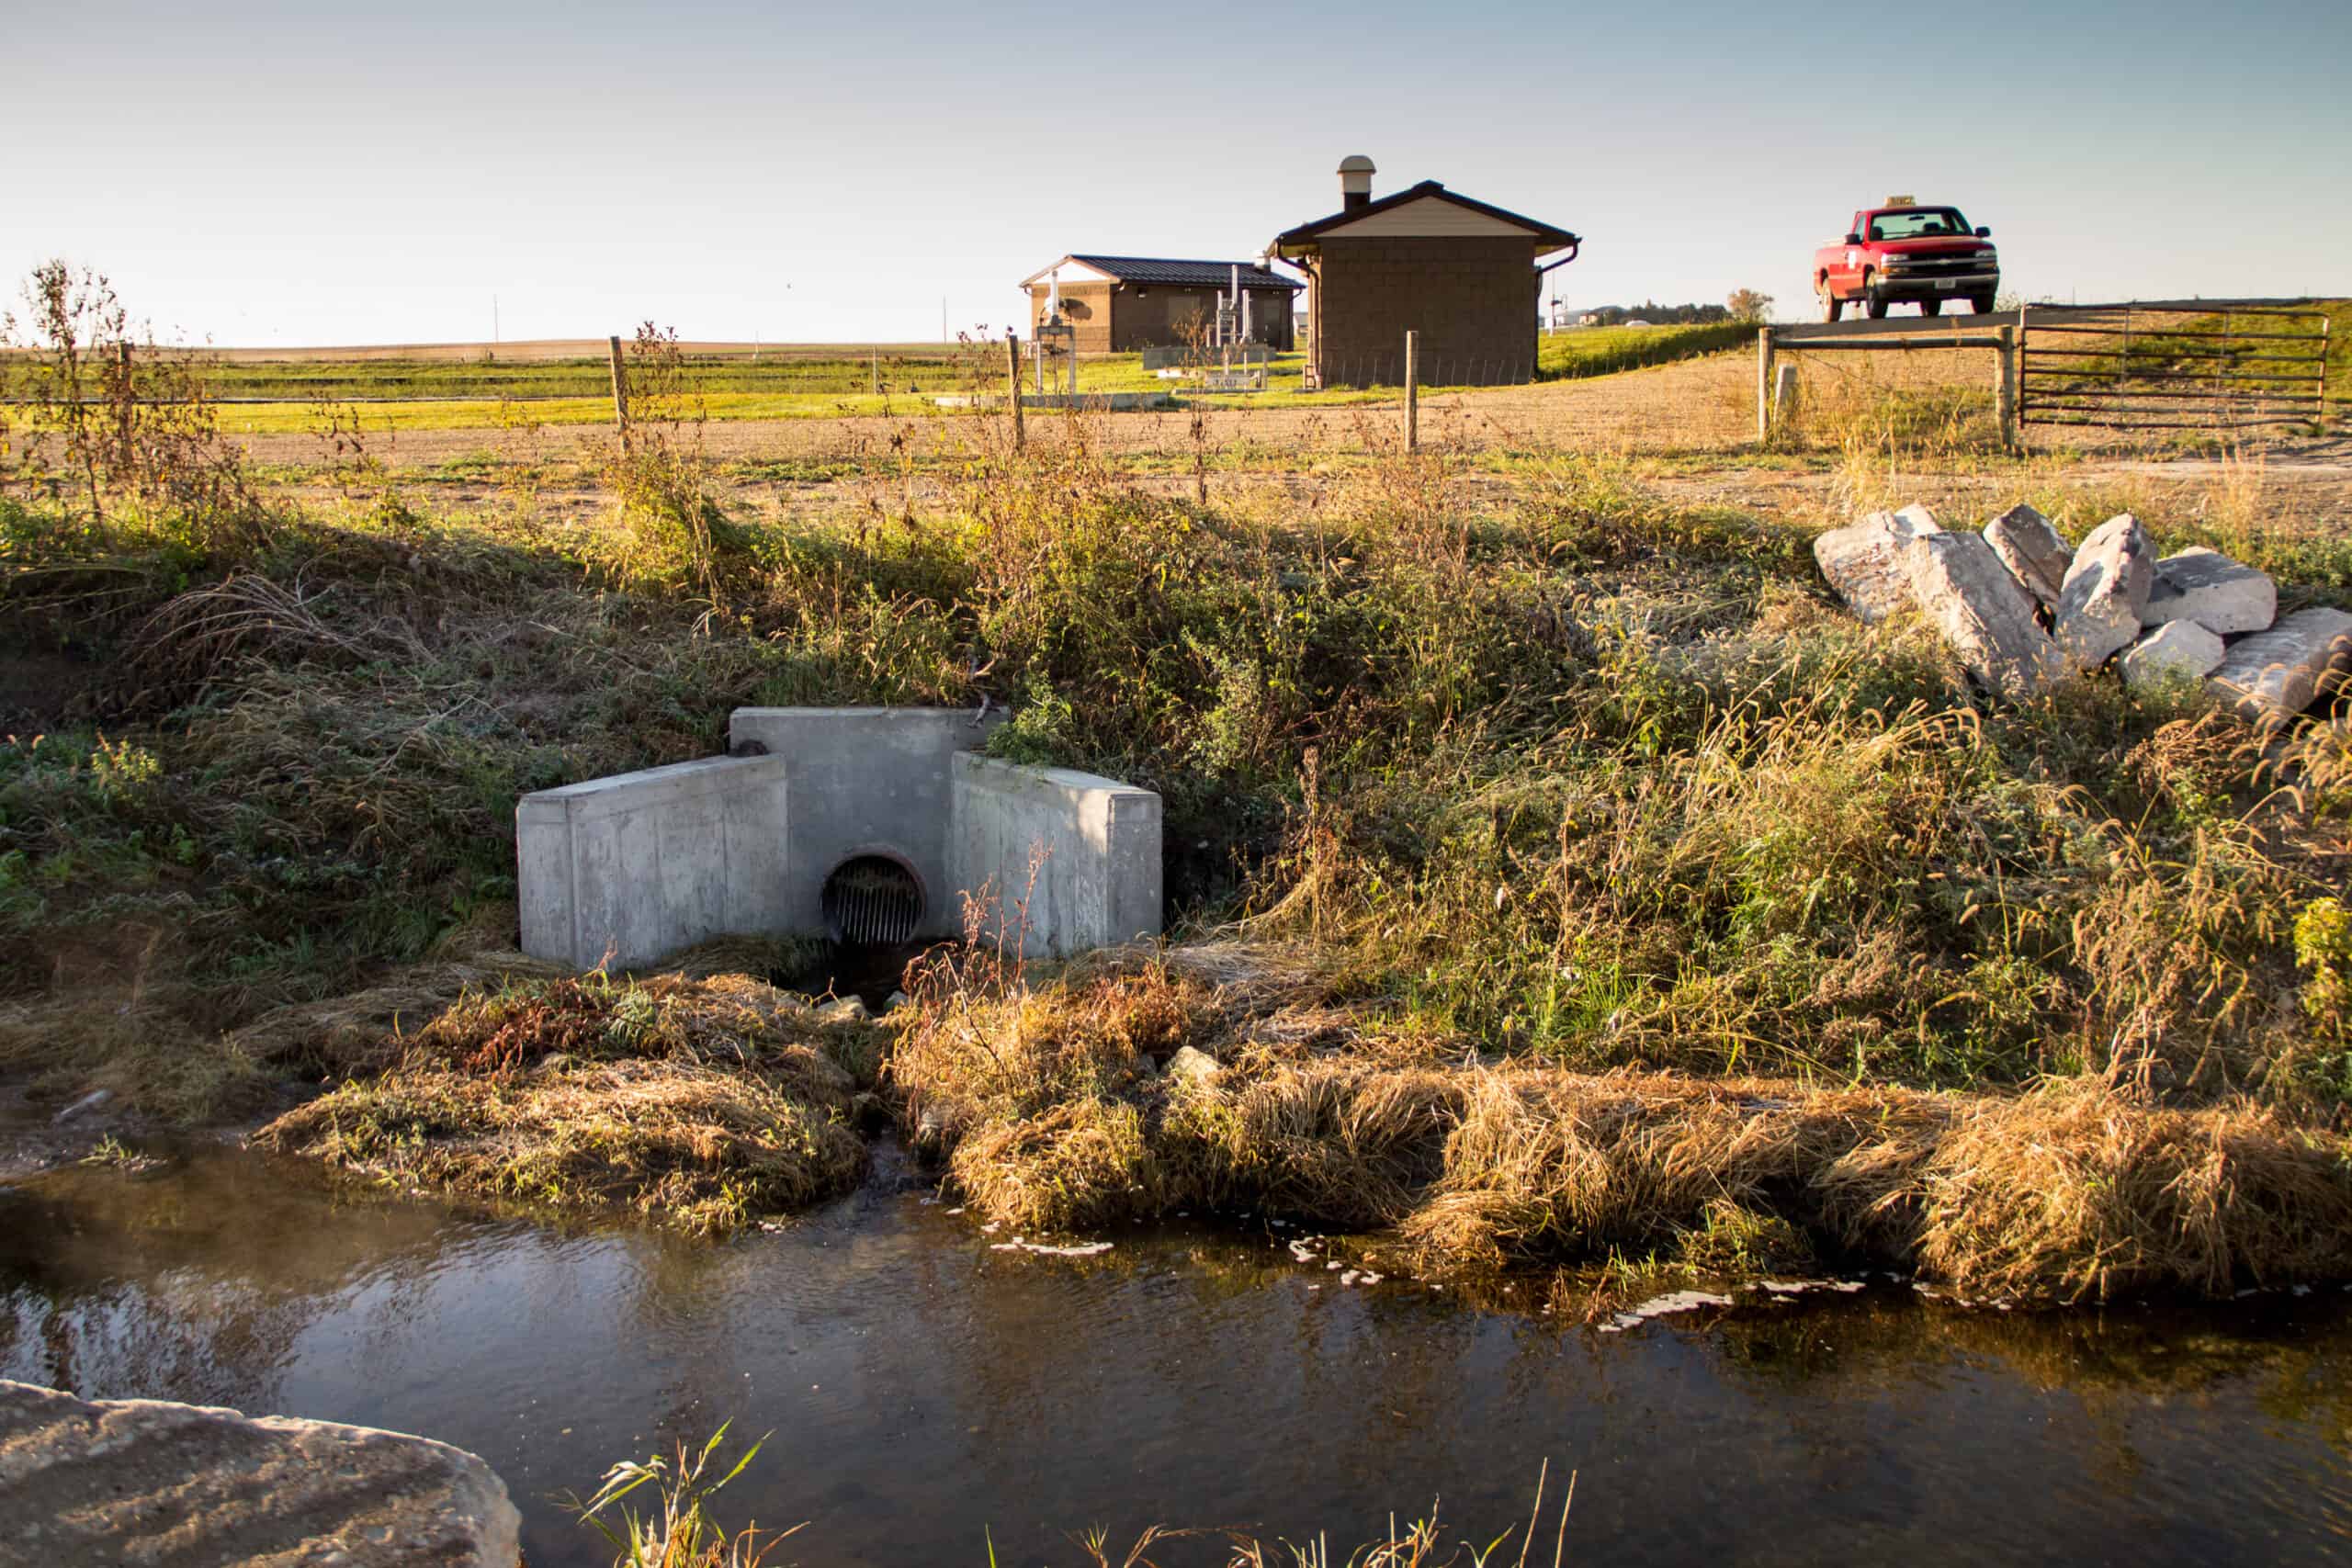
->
[[1984, 502, 2072, 611], [2120, 619, 2227, 693], [2055, 513, 2154, 670], [1905, 531, 2071, 700], [0, 1378, 521, 1568], [1815, 508, 1941, 624], [2143, 547, 2278, 637], [2208, 607, 2352, 728]]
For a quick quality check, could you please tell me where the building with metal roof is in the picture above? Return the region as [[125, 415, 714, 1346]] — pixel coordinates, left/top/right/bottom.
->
[[1018, 254, 1298, 354]]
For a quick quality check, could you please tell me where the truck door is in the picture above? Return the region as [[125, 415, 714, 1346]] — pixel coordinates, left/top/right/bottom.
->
[[1835, 212, 1867, 292]]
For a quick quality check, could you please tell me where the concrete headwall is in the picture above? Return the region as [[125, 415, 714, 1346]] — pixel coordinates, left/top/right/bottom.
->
[[950, 753, 1163, 957], [516, 708, 1159, 972], [517, 754, 790, 971], [729, 706, 1003, 940]]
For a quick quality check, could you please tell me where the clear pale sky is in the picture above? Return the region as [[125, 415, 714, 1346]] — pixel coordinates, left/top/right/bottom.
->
[[8, 0, 2347, 345]]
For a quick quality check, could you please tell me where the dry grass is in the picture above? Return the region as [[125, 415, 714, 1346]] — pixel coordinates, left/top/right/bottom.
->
[[256, 972, 871, 1232], [897, 946, 2352, 1302]]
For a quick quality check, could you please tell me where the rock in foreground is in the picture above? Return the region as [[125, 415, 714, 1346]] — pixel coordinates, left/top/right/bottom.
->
[[0, 1379, 521, 1567], [2055, 513, 2155, 671], [2120, 620, 2227, 692], [1983, 502, 2072, 611], [2209, 607, 2352, 729], [2144, 547, 2278, 637], [1905, 531, 2070, 699], [1814, 508, 1941, 624]]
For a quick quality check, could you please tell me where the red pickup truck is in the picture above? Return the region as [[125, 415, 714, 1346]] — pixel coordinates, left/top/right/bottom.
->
[[1815, 199, 1999, 321]]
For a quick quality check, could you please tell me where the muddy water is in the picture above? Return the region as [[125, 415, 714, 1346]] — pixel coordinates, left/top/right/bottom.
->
[[5, 1149, 2351, 1568]]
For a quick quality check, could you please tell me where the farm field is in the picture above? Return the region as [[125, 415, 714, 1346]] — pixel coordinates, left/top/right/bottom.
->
[[7, 288, 2352, 1564]]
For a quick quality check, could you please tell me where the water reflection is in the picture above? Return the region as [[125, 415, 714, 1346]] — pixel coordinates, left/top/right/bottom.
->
[[5, 1152, 2350, 1567]]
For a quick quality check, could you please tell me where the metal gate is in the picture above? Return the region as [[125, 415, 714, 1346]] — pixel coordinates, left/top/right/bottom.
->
[[2018, 300, 2335, 434]]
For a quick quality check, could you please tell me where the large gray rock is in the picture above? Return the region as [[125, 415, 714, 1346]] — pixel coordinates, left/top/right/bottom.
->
[[2143, 547, 2278, 637], [2120, 620, 2227, 693], [0, 1379, 521, 1567], [1815, 507, 1941, 624], [1983, 502, 2072, 610], [2208, 607, 2352, 729], [2055, 513, 2154, 670], [1904, 531, 2071, 700]]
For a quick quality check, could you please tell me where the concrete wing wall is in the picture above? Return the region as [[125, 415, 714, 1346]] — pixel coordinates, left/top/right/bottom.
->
[[517, 754, 791, 971], [950, 753, 1162, 958], [729, 706, 1001, 940]]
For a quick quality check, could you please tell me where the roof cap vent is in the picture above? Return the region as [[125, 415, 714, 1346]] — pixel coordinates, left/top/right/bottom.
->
[[1338, 154, 1374, 212]]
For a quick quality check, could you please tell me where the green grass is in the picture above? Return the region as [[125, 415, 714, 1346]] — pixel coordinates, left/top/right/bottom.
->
[[1536, 321, 1755, 379], [143, 325, 1756, 434]]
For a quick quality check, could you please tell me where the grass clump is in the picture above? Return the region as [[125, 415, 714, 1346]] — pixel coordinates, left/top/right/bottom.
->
[[895, 947, 2352, 1303], [255, 974, 869, 1232]]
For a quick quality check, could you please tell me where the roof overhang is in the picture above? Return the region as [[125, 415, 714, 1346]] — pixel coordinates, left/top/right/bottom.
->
[[1272, 180, 1579, 260], [1017, 256, 1119, 289]]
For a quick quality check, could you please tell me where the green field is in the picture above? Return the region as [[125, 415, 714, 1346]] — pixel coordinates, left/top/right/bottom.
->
[[63, 323, 1756, 434]]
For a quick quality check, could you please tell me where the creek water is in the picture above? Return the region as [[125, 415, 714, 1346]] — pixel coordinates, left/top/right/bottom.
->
[[5, 1145, 2351, 1567]]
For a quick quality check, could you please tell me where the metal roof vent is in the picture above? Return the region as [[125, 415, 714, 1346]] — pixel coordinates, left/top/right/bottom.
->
[[1339, 155, 1375, 212], [823, 854, 924, 947]]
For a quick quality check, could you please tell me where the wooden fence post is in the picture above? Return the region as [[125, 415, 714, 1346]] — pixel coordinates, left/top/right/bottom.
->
[[607, 335, 630, 445], [1995, 325, 2018, 451], [115, 341, 135, 471], [1756, 326, 1776, 446], [1404, 331, 1419, 452], [1006, 330, 1024, 450]]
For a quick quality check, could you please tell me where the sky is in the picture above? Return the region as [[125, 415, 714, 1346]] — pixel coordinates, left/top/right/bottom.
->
[[6, 0, 2348, 346]]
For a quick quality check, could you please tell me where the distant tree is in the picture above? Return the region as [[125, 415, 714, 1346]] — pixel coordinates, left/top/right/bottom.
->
[[1727, 288, 1774, 323]]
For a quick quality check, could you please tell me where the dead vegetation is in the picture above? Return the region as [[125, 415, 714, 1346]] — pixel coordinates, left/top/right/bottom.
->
[[895, 944, 2352, 1303], [255, 971, 872, 1233]]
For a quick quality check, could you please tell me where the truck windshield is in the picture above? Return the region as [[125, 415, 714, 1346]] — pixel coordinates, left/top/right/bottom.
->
[[1867, 209, 1972, 241]]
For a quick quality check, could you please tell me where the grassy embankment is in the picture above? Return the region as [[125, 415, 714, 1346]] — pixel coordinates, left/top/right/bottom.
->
[[6, 313, 2352, 1296], [99, 322, 1747, 434]]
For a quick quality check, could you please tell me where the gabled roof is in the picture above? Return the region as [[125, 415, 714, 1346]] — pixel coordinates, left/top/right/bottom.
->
[[1020, 254, 1301, 291], [1272, 181, 1579, 253]]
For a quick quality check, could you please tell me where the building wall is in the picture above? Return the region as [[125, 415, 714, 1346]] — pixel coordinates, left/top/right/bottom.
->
[[1031, 282, 1295, 353], [1027, 282, 1114, 355], [1308, 236, 1541, 387], [1110, 286, 1294, 351]]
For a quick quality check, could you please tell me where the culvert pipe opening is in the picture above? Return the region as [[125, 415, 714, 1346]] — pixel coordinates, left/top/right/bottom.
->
[[822, 855, 924, 947]]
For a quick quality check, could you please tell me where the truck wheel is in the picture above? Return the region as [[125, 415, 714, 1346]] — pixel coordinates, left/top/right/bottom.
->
[[1820, 288, 1843, 323], [1864, 289, 1889, 321], [1920, 298, 1941, 317], [1971, 294, 1998, 314]]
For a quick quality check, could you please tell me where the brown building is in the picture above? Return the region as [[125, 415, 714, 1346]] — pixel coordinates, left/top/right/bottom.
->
[[1018, 255, 1298, 353], [1271, 157, 1579, 389]]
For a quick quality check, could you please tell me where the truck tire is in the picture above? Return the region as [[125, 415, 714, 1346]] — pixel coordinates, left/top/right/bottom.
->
[[1820, 288, 1843, 323], [1971, 294, 1998, 314], [1864, 276, 1889, 320], [1920, 297, 1941, 317]]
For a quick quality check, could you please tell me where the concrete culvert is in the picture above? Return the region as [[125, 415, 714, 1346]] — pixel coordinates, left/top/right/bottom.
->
[[823, 855, 924, 947]]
